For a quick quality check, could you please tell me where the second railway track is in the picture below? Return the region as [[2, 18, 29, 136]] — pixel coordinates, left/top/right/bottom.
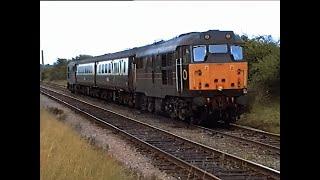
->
[[40, 85, 280, 180], [195, 125, 280, 153]]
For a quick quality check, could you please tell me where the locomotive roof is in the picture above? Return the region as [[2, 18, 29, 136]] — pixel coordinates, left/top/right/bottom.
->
[[71, 30, 243, 64]]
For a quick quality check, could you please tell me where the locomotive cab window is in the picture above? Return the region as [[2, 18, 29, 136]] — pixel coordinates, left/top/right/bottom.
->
[[230, 45, 243, 61], [193, 45, 206, 62], [209, 44, 228, 53]]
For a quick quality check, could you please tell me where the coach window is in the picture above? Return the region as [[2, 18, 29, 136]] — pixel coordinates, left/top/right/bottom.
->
[[193, 45, 206, 62], [104, 64, 107, 74], [117, 62, 119, 74], [102, 64, 105, 74], [123, 61, 126, 74]]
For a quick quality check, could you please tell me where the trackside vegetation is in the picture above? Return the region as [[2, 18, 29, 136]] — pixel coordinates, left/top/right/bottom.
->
[[40, 108, 136, 180]]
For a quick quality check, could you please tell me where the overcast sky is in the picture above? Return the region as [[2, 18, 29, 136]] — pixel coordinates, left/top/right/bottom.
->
[[40, 1, 280, 65]]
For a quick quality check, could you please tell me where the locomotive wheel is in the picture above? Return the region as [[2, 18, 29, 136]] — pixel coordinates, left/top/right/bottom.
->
[[178, 108, 187, 121], [147, 101, 155, 113]]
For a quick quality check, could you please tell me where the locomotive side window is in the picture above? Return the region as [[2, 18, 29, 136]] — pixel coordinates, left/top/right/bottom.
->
[[209, 44, 228, 53], [167, 53, 173, 66], [230, 45, 243, 61], [182, 46, 191, 64], [161, 54, 167, 67], [193, 45, 206, 62]]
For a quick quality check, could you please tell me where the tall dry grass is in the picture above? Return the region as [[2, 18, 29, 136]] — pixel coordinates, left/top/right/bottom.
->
[[40, 108, 135, 180], [238, 98, 280, 134]]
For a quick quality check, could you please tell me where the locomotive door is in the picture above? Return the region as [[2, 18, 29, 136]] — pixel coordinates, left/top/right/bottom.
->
[[176, 58, 183, 93], [176, 47, 184, 93]]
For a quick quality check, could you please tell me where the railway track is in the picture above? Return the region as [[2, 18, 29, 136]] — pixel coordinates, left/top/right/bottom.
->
[[40, 86, 279, 180], [195, 124, 280, 153], [41, 82, 280, 161]]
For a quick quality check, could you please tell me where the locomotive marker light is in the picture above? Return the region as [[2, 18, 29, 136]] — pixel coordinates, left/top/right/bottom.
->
[[226, 33, 231, 39], [243, 88, 248, 94]]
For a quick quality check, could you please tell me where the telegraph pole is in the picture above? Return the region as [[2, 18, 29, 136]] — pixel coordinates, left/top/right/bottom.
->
[[41, 50, 44, 81]]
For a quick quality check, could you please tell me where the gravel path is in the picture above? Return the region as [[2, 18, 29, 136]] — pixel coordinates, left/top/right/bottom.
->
[[40, 94, 176, 180]]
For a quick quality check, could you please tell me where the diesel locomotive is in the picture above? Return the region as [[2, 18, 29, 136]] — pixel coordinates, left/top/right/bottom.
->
[[67, 30, 248, 125]]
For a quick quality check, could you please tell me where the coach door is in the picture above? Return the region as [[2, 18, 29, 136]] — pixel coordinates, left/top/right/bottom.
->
[[94, 62, 97, 86], [128, 56, 136, 91], [74, 64, 77, 83]]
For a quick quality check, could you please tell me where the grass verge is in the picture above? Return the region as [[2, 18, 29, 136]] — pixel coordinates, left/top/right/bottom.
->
[[238, 98, 280, 134], [40, 108, 136, 180]]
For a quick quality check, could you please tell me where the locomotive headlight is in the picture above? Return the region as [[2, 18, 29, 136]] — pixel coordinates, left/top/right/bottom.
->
[[243, 88, 248, 94], [226, 33, 231, 39], [217, 86, 223, 91], [204, 34, 210, 40]]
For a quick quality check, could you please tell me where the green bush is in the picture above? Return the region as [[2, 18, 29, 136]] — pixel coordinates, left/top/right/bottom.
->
[[242, 35, 280, 104], [41, 58, 68, 81]]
